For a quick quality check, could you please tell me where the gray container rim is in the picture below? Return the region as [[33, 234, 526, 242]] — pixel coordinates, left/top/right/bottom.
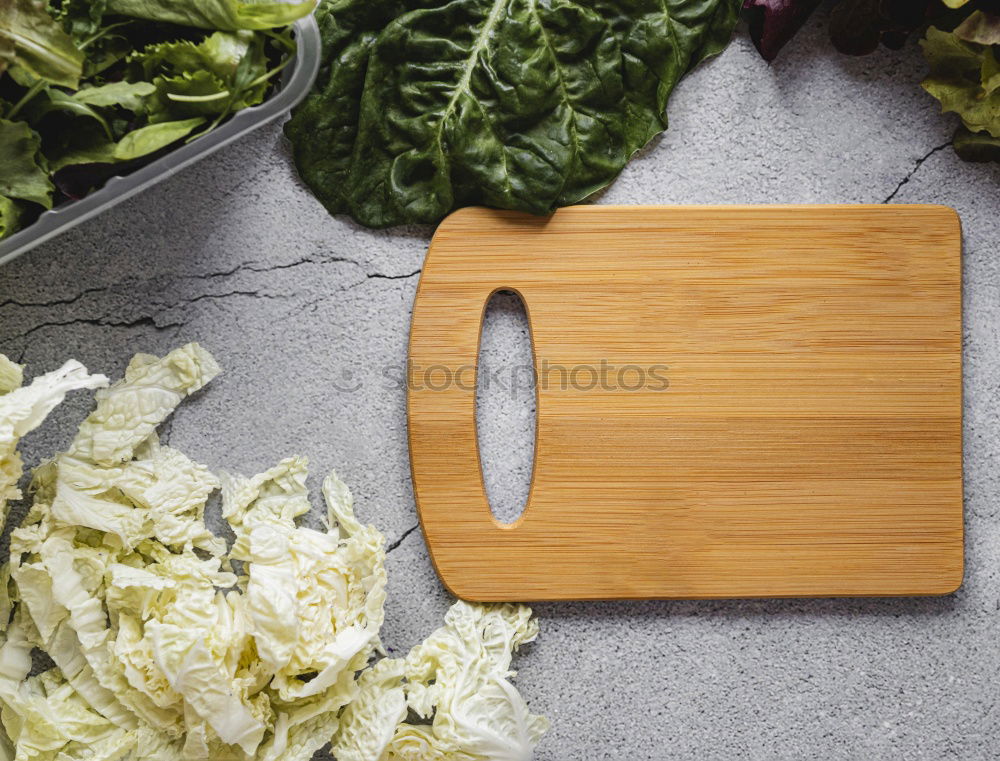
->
[[0, 15, 321, 267]]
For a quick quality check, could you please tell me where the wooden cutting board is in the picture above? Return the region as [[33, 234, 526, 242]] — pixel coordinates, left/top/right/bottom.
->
[[407, 205, 963, 601]]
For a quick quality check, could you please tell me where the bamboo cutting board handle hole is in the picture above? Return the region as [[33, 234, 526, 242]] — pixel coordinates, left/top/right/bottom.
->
[[475, 288, 537, 527]]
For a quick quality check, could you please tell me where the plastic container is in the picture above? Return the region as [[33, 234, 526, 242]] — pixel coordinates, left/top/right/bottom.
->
[[0, 15, 321, 267]]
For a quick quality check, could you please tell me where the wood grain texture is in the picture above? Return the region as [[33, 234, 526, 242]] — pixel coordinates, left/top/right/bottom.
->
[[407, 205, 963, 601]]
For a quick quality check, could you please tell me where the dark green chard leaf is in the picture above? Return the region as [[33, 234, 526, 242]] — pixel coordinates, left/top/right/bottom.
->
[[0, 118, 53, 208], [0, 0, 85, 88], [104, 0, 316, 31], [287, 0, 741, 228], [284, 0, 412, 226]]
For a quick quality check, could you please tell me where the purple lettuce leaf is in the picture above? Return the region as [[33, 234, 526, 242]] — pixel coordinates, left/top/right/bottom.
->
[[742, 0, 823, 61]]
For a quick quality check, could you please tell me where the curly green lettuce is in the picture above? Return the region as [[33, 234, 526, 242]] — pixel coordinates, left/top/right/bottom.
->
[[922, 11, 1000, 159]]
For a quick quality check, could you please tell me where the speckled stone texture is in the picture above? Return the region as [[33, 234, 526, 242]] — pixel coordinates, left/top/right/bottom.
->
[[2, 10, 1000, 760]]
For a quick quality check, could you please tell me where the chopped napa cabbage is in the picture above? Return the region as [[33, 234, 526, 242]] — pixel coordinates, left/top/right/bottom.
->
[[334, 601, 548, 761], [0, 357, 22, 395], [0, 356, 108, 532], [223, 462, 388, 703], [0, 344, 546, 760], [68, 344, 219, 467]]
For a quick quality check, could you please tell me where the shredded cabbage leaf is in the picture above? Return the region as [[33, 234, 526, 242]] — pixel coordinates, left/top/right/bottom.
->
[[0, 355, 108, 533], [0, 344, 546, 760], [334, 602, 548, 761]]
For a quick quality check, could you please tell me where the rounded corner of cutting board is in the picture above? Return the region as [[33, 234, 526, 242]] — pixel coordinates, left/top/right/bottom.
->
[[429, 564, 497, 603], [916, 202, 962, 230], [929, 554, 965, 596]]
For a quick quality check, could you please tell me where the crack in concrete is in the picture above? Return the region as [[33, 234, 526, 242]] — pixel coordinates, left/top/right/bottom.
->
[[2, 256, 420, 314], [882, 140, 953, 204], [367, 269, 422, 281], [196, 255, 360, 281], [0, 284, 113, 311], [3, 256, 424, 357], [386, 523, 420, 553], [6, 290, 290, 350], [14, 315, 184, 362], [0, 256, 350, 311], [164, 289, 289, 309]]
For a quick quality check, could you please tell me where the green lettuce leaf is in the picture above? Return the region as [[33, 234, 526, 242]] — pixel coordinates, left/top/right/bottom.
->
[[922, 24, 1000, 139], [24, 88, 115, 140], [133, 31, 251, 81], [111, 116, 207, 159], [0, 118, 54, 208], [57, 0, 109, 41], [48, 139, 119, 172], [104, 0, 316, 31], [48, 114, 204, 172], [149, 70, 232, 120], [0, 0, 85, 87], [954, 9, 1000, 45], [0, 36, 13, 81], [133, 32, 269, 122], [286, 0, 741, 228], [71, 80, 156, 110], [0, 196, 24, 240]]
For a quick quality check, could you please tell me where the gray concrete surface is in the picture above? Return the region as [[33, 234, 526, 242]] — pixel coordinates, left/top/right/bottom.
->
[[3, 10, 1000, 760]]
